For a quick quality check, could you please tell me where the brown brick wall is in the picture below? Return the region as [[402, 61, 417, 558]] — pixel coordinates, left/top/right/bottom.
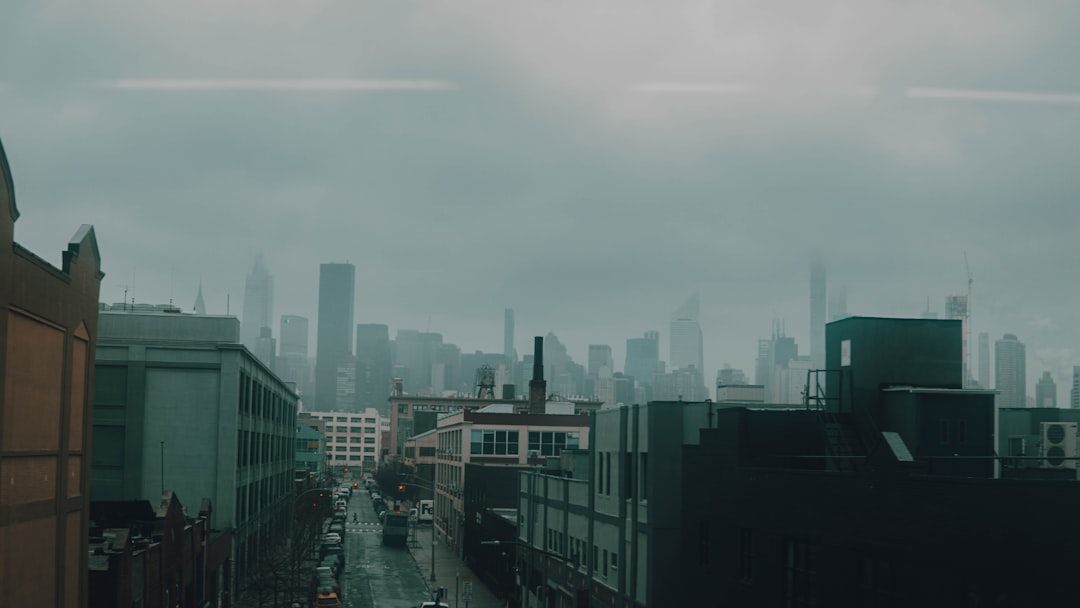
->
[[3, 311, 64, 452]]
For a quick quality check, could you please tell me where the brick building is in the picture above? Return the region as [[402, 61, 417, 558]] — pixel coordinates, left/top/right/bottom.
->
[[0, 135, 104, 607]]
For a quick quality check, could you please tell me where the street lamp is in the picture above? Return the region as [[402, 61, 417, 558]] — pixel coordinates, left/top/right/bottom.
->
[[398, 475, 438, 584]]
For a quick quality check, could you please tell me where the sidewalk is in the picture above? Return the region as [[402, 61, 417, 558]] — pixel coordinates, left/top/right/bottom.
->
[[407, 526, 506, 608]]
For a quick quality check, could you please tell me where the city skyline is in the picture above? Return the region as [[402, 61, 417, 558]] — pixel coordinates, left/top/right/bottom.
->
[[4, 2, 1078, 403]]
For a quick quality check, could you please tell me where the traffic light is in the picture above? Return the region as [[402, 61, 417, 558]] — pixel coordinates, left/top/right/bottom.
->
[[352, 482, 359, 488], [397, 484, 405, 493], [344, 467, 349, 473]]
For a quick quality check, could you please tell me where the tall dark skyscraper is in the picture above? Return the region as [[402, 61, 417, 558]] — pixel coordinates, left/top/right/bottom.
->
[[504, 308, 515, 370], [240, 254, 274, 354], [625, 330, 660, 386], [315, 262, 355, 411], [810, 258, 826, 370], [356, 323, 392, 413]]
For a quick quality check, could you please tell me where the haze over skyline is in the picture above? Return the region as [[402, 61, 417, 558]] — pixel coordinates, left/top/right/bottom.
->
[[3, 1, 1078, 395]]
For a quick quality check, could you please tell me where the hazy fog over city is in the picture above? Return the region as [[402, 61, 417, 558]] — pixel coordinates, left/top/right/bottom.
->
[[3, 1, 1079, 392]]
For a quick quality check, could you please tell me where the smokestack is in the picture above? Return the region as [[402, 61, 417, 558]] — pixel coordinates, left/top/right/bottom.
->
[[528, 336, 547, 414], [532, 336, 544, 382]]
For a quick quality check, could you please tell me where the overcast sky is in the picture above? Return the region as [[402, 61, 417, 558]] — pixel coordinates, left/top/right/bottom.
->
[[3, 1, 1079, 399]]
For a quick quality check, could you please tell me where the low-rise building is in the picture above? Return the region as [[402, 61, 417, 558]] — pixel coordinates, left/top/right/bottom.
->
[[436, 404, 590, 553], [88, 492, 231, 608], [91, 310, 298, 593], [0, 136, 104, 608], [300, 408, 383, 473]]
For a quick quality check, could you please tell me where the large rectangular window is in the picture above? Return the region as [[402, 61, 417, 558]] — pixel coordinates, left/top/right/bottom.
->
[[470, 430, 519, 455], [527, 431, 579, 456]]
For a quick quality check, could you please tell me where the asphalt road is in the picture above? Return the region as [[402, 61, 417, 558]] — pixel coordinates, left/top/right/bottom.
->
[[337, 490, 430, 608]]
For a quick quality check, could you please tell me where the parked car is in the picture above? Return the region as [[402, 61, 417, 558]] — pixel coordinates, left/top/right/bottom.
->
[[321, 533, 342, 545], [313, 587, 341, 608]]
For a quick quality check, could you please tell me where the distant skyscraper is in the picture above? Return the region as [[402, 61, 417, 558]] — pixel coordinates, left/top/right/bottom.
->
[[1071, 367, 1080, 409], [945, 295, 971, 386], [277, 315, 311, 398], [810, 259, 826, 370], [315, 262, 355, 411], [977, 332, 990, 389], [995, 333, 1026, 409], [625, 331, 660, 386], [504, 308, 515, 370], [280, 315, 309, 357], [588, 344, 614, 377], [670, 292, 704, 373], [754, 339, 771, 387], [716, 365, 748, 386], [828, 285, 847, 322], [1035, 371, 1057, 407], [240, 254, 274, 351], [356, 323, 391, 413], [193, 281, 207, 315]]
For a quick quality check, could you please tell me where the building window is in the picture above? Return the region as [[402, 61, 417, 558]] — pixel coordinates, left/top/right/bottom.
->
[[939, 419, 950, 444], [782, 539, 819, 607], [398, 404, 408, 414], [740, 529, 754, 582], [640, 453, 648, 499], [527, 431, 578, 456], [593, 546, 598, 573], [350, 437, 361, 444], [364, 447, 375, 453], [335, 455, 345, 461], [336, 416, 347, 422], [603, 549, 608, 577], [349, 447, 362, 452], [364, 437, 376, 444], [858, 555, 895, 608], [605, 453, 611, 495], [335, 436, 347, 443], [364, 418, 376, 423], [349, 455, 361, 461], [957, 420, 967, 445], [336, 426, 347, 433], [470, 430, 520, 455], [350, 426, 362, 433], [365, 427, 376, 434]]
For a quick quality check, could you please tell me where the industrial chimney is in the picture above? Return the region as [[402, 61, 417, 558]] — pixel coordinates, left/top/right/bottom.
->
[[528, 336, 546, 414]]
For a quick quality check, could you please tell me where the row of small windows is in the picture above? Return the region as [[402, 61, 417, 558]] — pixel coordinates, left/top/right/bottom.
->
[[333, 455, 375, 462], [237, 430, 294, 467], [317, 415, 377, 425], [330, 445, 376, 453], [330, 426, 377, 434], [332, 436, 377, 443], [235, 471, 292, 523], [546, 529, 620, 579], [238, 371, 295, 423]]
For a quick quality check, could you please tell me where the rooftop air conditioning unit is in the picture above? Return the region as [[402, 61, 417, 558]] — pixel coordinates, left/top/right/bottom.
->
[[1041, 422, 1078, 469], [528, 450, 540, 458]]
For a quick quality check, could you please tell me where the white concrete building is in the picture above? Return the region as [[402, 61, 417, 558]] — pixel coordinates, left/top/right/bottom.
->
[[302, 408, 384, 473]]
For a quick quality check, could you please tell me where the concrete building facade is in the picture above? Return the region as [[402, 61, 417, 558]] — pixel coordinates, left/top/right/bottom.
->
[[0, 137, 104, 608], [91, 310, 299, 589], [436, 407, 590, 554], [301, 408, 383, 474]]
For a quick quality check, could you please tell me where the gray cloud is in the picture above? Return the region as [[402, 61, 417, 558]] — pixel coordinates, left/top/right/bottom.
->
[[3, 1, 1080, 389]]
